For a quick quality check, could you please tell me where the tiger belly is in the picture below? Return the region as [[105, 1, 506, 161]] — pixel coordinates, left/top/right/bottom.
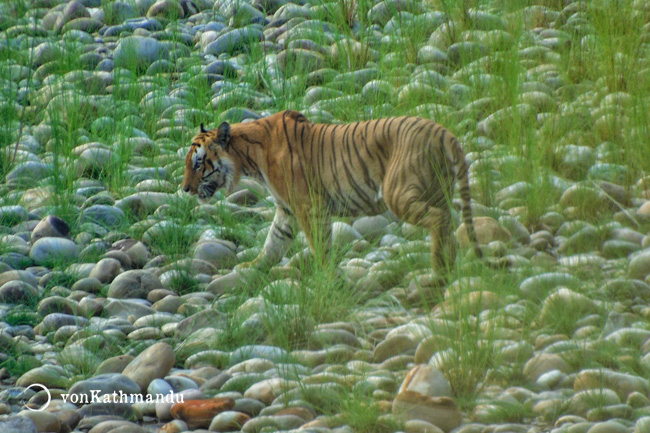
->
[[325, 184, 388, 217]]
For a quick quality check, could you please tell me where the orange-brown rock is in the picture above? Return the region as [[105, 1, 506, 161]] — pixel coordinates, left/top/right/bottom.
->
[[170, 398, 235, 429]]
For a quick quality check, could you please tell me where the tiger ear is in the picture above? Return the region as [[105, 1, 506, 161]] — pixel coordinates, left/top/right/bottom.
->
[[212, 122, 231, 150], [200, 123, 207, 133]]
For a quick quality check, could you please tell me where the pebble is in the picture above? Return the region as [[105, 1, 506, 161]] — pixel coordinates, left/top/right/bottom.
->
[[209, 410, 251, 431], [0, 280, 39, 304], [397, 365, 452, 398], [628, 249, 650, 280], [170, 397, 235, 429], [113, 35, 169, 70], [31, 215, 71, 241], [89, 258, 122, 283], [107, 270, 163, 299], [392, 392, 462, 433], [69, 373, 141, 398], [122, 342, 175, 392], [524, 353, 571, 381], [457, 216, 511, 247], [0, 416, 38, 433], [29, 237, 79, 265]]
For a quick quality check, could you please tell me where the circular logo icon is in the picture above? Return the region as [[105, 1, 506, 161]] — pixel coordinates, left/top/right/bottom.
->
[[23, 383, 51, 412]]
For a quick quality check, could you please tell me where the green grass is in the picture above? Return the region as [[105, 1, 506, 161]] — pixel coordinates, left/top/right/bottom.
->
[[2, 0, 650, 428]]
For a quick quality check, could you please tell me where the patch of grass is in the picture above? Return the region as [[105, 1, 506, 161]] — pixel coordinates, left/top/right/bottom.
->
[[0, 351, 41, 378], [42, 270, 80, 291], [476, 399, 536, 424], [297, 383, 402, 433], [167, 267, 201, 295], [4, 307, 40, 327], [338, 390, 402, 433]]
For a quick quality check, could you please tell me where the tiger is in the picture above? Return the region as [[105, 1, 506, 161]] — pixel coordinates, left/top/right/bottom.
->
[[181, 110, 482, 273]]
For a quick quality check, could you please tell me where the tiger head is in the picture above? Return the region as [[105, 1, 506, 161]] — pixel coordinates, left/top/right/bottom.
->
[[182, 122, 235, 202]]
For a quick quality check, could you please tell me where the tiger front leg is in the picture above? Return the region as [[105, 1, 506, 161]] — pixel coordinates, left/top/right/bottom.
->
[[236, 206, 295, 269], [294, 205, 332, 266]]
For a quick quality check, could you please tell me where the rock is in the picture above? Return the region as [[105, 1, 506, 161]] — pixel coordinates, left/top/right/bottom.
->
[[241, 414, 306, 432], [559, 183, 612, 217], [107, 270, 163, 299], [61, 17, 102, 33], [0, 270, 39, 289], [175, 309, 227, 339], [77, 401, 135, 418], [193, 241, 237, 270], [156, 389, 205, 422], [95, 355, 134, 375], [574, 369, 649, 399], [0, 280, 39, 304], [88, 421, 149, 433], [148, 378, 174, 396], [33, 42, 63, 67], [539, 288, 599, 323], [331, 221, 362, 247], [209, 410, 251, 432], [628, 249, 650, 280], [62, 0, 90, 23], [367, 0, 423, 25], [114, 36, 169, 71], [69, 374, 141, 399], [37, 312, 89, 334], [157, 420, 188, 433], [587, 421, 630, 433], [373, 335, 417, 362], [0, 416, 38, 433], [405, 419, 445, 433], [89, 258, 122, 284], [397, 365, 452, 398], [31, 215, 71, 241], [111, 239, 151, 269], [230, 345, 289, 365], [147, 0, 185, 19], [277, 48, 325, 74], [602, 239, 640, 258], [17, 365, 69, 389], [353, 215, 390, 242], [204, 27, 263, 56], [570, 388, 620, 415], [519, 272, 580, 299], [523, 353, 570, 381], [170, 398, 235, 429], [104, 1, 138, 24], [6, 162, 51, 183], [81, 205, 127, 228], [447, 41, 488, 65], [72, 277, 104, 294], [29, 237, 79, 265], [392, 391, 462, 433], [37, 296, 78, 316], [123, 342, 175, 392], [456, 216, 511, 247], [635, 417, 650, 433], [243, 377, 289, 405]]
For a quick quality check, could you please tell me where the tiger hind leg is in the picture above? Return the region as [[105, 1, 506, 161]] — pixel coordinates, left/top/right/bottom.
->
[[387, 194, 457, 273], [425, 207, 457, 272]]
